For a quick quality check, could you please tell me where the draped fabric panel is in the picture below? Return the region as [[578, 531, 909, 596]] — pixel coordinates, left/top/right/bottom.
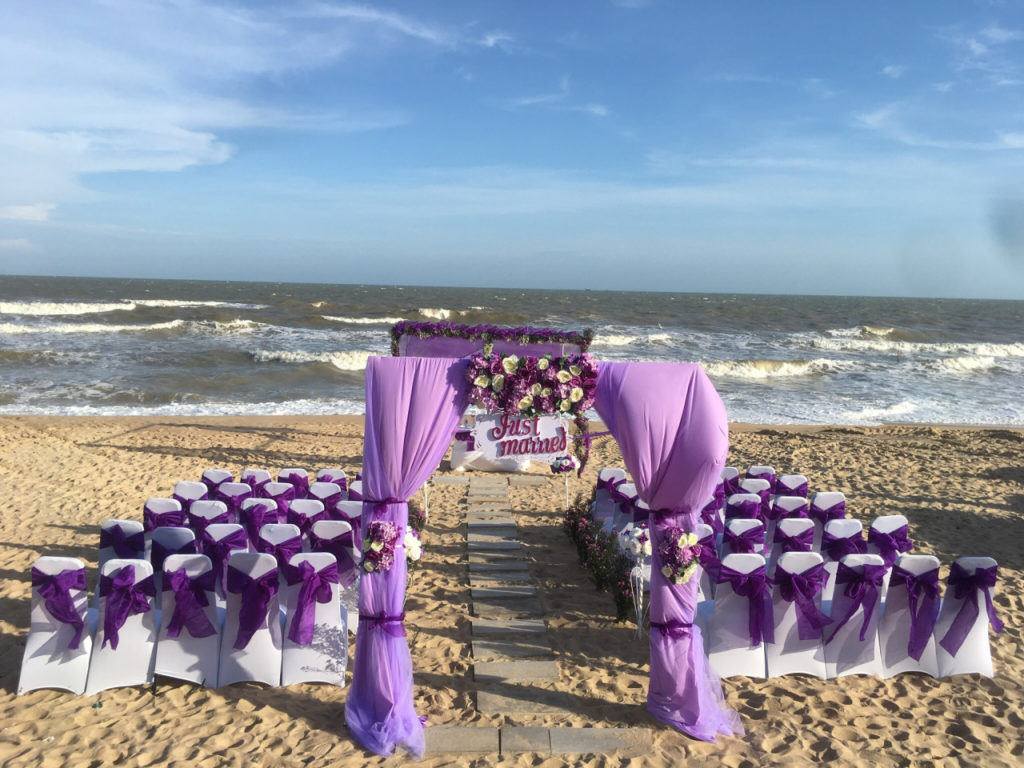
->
[[594, 361, 743, 742], [345, 356, 470, 758]]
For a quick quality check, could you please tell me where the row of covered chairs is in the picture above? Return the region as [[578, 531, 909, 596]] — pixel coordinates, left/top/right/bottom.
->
[[20, 551, 349, 696]]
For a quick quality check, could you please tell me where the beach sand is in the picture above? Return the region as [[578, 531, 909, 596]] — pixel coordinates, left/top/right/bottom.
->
[[0, 416, 1020, 767]]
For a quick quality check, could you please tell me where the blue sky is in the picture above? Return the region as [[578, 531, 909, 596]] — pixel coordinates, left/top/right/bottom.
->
[[1, 1, 1023, 298]]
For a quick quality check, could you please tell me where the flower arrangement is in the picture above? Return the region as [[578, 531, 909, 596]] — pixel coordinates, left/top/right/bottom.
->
[[361, 520, 400, 574], [391, 321, 593, 357], [550, 454, 580, 474], [466, 352, 598, 418], [619, 522, 653, 559], [658, 527, 701, 585], [404, 528, 422, 569]]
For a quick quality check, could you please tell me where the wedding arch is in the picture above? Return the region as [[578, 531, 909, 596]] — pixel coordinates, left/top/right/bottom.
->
[[346, 324, 742, 757]]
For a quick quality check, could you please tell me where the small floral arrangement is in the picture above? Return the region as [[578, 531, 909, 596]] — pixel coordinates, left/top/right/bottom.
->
[[404, 528, 423, 569], [362, 521, 400, 574], [619, 522, 653, 559], [465, 352, 598, 418], [550, 454, 580, 474], [658, 526, 701, 585]]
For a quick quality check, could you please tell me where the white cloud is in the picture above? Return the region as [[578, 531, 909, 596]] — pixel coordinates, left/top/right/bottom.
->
[[880, 65, 907, 79], [0, 203, 55, 221], [939, 24, 1023, 85], [856, 102, 1024, 151], [0, 238, 36, 252], [506, 76, 607, 117], [980, 25, 1023, 45], [933, 81, 954, 93], [802, 78, 836, 99]]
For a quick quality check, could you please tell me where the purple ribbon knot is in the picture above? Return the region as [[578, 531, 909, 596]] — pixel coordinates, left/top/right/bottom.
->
[[99, 524, 145, 560], [825, 562, 887, 644], [810, 499, 846, 526], [164, 568, 217, 639], [724, 525, 764, 555], [98, 565, 155, 649], [257, 534, 303, 570], [309, 530, 359, 587], [31, 566, 87, 650], [868, 525, 914, 568], [714, 564, 774, 645], [938, 563, 1003, 657], [151, 537, 198, 577], [649, 618, 693, 640], [202, 527, 249, 593], [359, 611, 407, 637], [284, 560, 340, 645], [821, 530, 867, 562], [774, 563, 830, 640], [890, 565, 940, 660], [725, 497, 761, 521], [773, 525, 814, 554], [287, 507, 329, 537], [143, 507, 185, 532], [227, 567, 280, 649]]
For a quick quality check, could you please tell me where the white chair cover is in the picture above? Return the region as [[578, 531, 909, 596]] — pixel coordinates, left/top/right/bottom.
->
[[98, 518, 146, 572], [767, 518, 815, 578], [823, 553, 886, 678], [19, 556, 93, 695], [202, 468, 233, 489], [203, 523, 249, 607], [241, 468, 272, 488], [310, 519, 362, 624], [308, 481, 344, 509], [694, 522, 715, 602], [605, 482, 638, 536], [767, 495, 809, 548], [820, 518, 865, 605], [281, 552, 348, 686], [154, 553, 221, 686], [866, 514, 911, 601], [86, 559, 158, 695], [765, 552, 827, 679], [935, 556, 1001, 678], [776, 474, 809, 497], [149, 526, 197, 595], [287, 498, 327, 548], [721, 518, 765, 559], [347, 479, 364, 501], [706, 553, 769, 679], [878, 553, 941, 678], [173, 480, 208, 510], [218, 552, 282, 687], [809, 491, 846, 550]]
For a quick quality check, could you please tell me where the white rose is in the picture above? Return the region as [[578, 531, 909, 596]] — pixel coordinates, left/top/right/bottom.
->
[[491, 374, 504, 392], [642, 540, 652, 557], [629, 539, 642, 555], [661, 565, 672, 578], [518, 395, 534, 410], [556, 370, 573, 384], [473, 374, 490, 388], [406, 545, 422, 561], [541, 387, 552, 397], [531, 382, 542, 395], [569, 364, 582, 376], [537, 358, 550, 370], [569, 386, 584, 403], [502, 356, 519, 375], [559, 399, 572, 412], [363, 561, 375, 572]]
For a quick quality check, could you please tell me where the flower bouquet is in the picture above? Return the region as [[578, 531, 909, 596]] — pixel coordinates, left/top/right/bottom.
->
[[658, 527, 701, 585], [361, 520, 400, 574], [465, 352, 598, 418], [404, 528, 423, 571]]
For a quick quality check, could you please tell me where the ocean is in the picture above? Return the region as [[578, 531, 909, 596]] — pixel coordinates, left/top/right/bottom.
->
[[1, 275, 1022, 426]]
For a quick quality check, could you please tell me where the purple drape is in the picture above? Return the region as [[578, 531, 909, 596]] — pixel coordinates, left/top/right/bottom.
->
[[594, 361, 742, 742], [346, 355, 470, 758]]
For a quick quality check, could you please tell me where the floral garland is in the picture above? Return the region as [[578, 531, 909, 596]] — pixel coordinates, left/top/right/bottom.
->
[[391, 321, 593, 356], [658, 527, 701, 585], [619, 522, 652, 559], [550, 454, 581, 474], [361, 520, 400, 574], [466, 353, 597, 417]]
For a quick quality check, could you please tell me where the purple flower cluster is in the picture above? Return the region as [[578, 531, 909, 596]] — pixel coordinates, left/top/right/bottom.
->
[[550, 454, 580, 474], [361, 520, 401, 574], [465, 352, 598, 417], [658, 526, 702, 585], [391, 322, 594, 356]]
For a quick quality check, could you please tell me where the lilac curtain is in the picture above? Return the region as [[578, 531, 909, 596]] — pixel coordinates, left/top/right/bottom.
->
[[346, 356, 470, 758], [594, 361, 743, 742]]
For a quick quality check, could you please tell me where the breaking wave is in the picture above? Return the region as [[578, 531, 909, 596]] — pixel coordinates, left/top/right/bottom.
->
[[251, 349, 372, 371], [703, 358, 855, 380], [322, 315, 405, 326]]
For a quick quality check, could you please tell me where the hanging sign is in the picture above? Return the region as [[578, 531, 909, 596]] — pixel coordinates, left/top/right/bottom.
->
[[474, 413, 570, 464]]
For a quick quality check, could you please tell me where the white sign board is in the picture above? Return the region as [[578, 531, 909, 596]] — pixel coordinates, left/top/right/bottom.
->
[[474, 413, 570, 464]]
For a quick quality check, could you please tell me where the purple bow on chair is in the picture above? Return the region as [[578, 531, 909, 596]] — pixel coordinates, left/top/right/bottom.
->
[[825, 562, 887, 644], [773, 526, 815, 554], [226, 566, 279, 650], [241, 473, 270, 497], [151, 537, 198, 578], [810, 499, 846, 526], [454, 429, 475, 451], [143, 506, 185, 532], [330, 506, 362, 540], [868, 525, 914, 567], [778, 478, 809, 498], [173, 489, 207, 511], [202, 528, 249, 594], [98, 565, 154, 650], [774, 563, 830, 640], [889, 565, 941, 661], [268, 486, 297, 517], [243, 505, 279, 548], [202, 472, 232, 493], [284, 560, 339, 645], [281, 471, 310, 498], [725, 497, 761, 521], [318, 471, 348, 492], [100, 524, 145, 560], [308, 529, 360, 587], [713, 563, 774, 645], [311, 488, 345, 512], [724, 525, 764, 555], [216, 487, 251, 520], [821, 530, 867, 562], [257, 534, 303, 570], [697, 533, 720, 577], [358, 611, 406, 637], [287, 507, 329, 537], [700, 502, 724, 535], [188, 509, 231, 542], [722, 473, 741, 497], [938, 563, 1004, 657], [164, 568, 217, 639], [747, 470, 776, 492], [31, 567, 87, 650]]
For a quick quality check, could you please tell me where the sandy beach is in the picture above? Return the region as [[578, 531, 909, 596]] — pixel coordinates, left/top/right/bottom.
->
[[0, 415, 1020, 767]]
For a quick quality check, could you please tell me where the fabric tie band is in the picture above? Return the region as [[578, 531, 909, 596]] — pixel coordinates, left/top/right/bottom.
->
[[724, 525, 764, 555], [227, 567, 279, 650], [284, 560, 340, 645], [31, 566, 87, 650], [938, 563, 1003, 657], [308, 530, 360, 587], [774, 563, 830, 640], [825, 562, 887, 644], [203, 528, 249, 594], [649, 618, 693, 640], [889, 565, 941, 661], [725, 498, 761, 521], [99, 524, 145, 559], [714, 564, 774, 646], [867, 525, 914, 568], [151, 537, 198, 577], [164, 567, 217, 639], [359, 611, 407, 637], [809, 500, 846, 525], [821, 531, 867, 562], [143, 507, 185, 532], [772, 526, 814, 553], [257, 535, 303, 571], [99, 565, 155, 650]]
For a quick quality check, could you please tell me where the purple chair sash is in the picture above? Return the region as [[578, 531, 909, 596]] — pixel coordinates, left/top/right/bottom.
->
[[143, 506, 185, 532], [347, 486, 364, 502], [187, 509, 231, 541], [151, 537, 198, 577], [724, 525, 764, 555], [330, 506, 362, 539], [216, 487, 252, 518], [287, 507, 330, 537], [825, 562, 887, 644], [30, 566, 87, 649], [773, 526, 814, 554], [696, 533, 720, 575], [281, 471, 310, 498], [310, 488, 345, 511], [257, 534, 303, 570], [938, 563, 1004, 657], [774, 563, 830, 640], [454, 429, 475, 451], [889, 565, 941, 661], [100, 524, 145, 559], [747, 470, 776, 492], [202, 472, 232, 493], [172, 490, 207, 512], [821, 531, 867, 562], [164, 568, 217, 639], [243, 505, 279, 548], [318, 471, 348, 492], [202, 528, 249, 593], [284, 560, 340, 645], [713, 564, 774, 645], [226, 567, 279, 650], [867, 525, 914, 567], [268, 486, 297, 517], [725, 497, 760, 520], [778, 478, 809, 497], [809, 499, 846, 525], [308, 529, 360, 587], [700, 503, 724, 535], [723, 473, 741, 497], [358, 611, 406, 637], [241, 473, 270, 497], [766, 499, 809, 522], [98, 565, 155, 650]]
